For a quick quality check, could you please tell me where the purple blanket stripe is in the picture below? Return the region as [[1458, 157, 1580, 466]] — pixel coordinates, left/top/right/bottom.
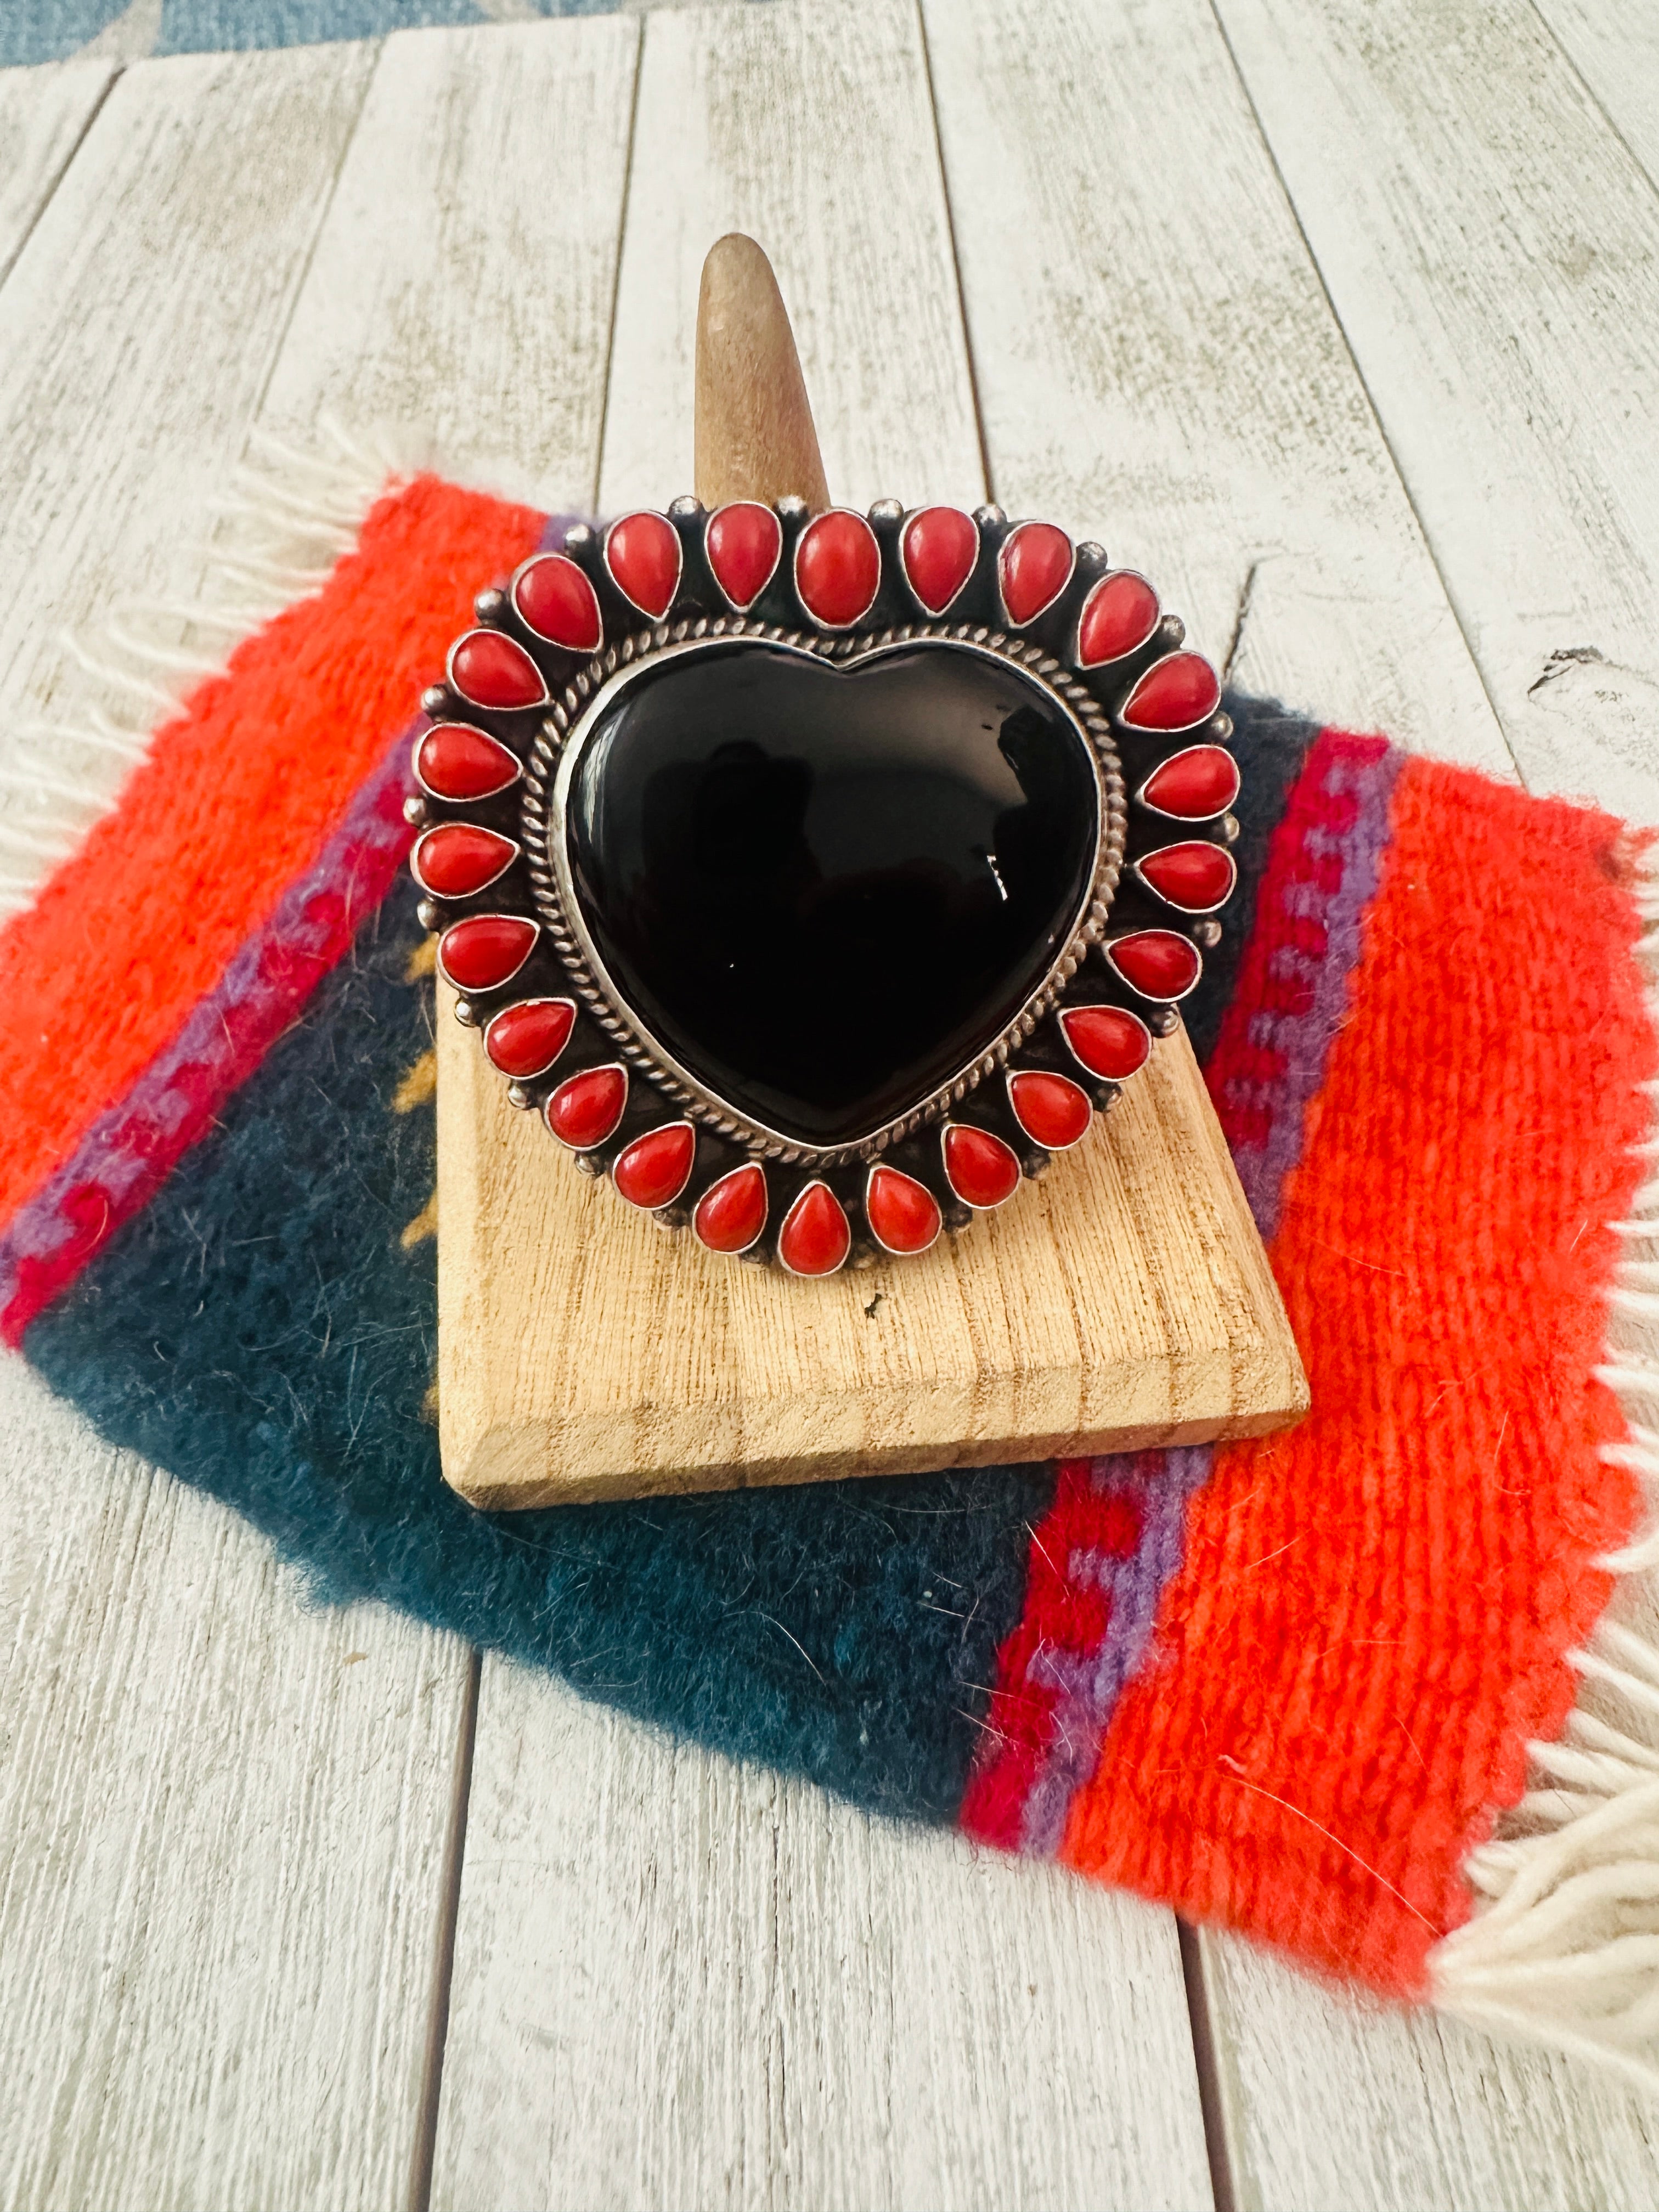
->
[[1223, 742, 1403, 1242], [1020, 1447, 1212, 1857], [0, 727, 417, 1329], [1007, 733, 1404, 1854]]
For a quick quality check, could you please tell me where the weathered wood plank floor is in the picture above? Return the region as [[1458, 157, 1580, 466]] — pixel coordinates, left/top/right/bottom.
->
[[0, 3, 1655, 2205]]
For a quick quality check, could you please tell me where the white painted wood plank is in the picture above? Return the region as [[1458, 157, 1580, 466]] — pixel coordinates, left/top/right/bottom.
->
[[435, 1669, 1214, 2212], [932, 2, 1659, 2203], [439, 6, 1209, 2207], [1213, 0, 1659, 825], [0, 42, 477, 2211], [0, 58, 115, 287], [597, 0, 983, 514], [921, 0, 1510, 778], [9, 15, 644, 2205], [1196, 0, 1659, 2188], [1198, 1929, 1659, 2212], [1535, 0, 1659, 196], [0, 43, 377, 899], [0, 16, 645, 2203], [0, 1353, 469, 2212], [260, 15, 641, 511]]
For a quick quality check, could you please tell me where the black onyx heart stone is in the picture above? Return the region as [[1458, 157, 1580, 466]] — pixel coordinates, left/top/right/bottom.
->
[[562, 641, 1101, 1146]]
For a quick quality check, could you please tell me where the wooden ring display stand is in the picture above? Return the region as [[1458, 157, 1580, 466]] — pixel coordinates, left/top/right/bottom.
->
[[435, 234, 1308, 1509]]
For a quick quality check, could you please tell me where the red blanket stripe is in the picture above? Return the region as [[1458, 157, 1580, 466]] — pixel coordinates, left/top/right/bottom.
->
[[1059, 755, 1654, 1993], [0, 476, 543, 1238]]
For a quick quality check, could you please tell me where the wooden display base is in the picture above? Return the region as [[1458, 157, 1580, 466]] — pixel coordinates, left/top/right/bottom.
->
[[432, 232, 1305, 1509], [436, 988, 1307, 1509]]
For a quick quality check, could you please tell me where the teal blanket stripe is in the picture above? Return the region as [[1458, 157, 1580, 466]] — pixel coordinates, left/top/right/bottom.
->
[[4, 0, 772, 69], [24, 869, 1050, 1824], [20, 688, 1314, 1831]]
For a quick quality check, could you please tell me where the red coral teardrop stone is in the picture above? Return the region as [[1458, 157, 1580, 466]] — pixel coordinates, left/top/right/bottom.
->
[[513, 554, 602, 651], [901, 506, 978, 614], [606, 511, 681, 617], [693, 1163, 769, 1255], [412, 823, 517, 898], [415, 722, 521, 801], [795, 511, 881, 627], [1060, 1005, 1151, 1082], [942, 1124, 1022, 1209], [1077, 571, 1159, 665], [1138, 744, 1240, 820], [613, 1121, 696, 1210], [484, 997, 575, 1079], [1107, 930, 1203, 1001], [1122, 651, 1221, 731], [448, 628, 548, 712], [546, 1064, 627, 1149], [999, 522, 1073, 624], [437, 914, 538, 991], [1137, 840, 1237, 912], [706, 502, 782, 610], [777, 1182, 851, 1276], [1008, 1070, 1092, 1149], [865, 1165, 942, 1255]]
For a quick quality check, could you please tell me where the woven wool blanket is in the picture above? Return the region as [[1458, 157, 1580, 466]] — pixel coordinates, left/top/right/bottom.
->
[[4, 456, 1657, 2084], [5, 1, 655, 71]]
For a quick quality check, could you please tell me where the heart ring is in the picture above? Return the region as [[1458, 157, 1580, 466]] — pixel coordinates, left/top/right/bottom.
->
[[409, 498, 1239, 1274]]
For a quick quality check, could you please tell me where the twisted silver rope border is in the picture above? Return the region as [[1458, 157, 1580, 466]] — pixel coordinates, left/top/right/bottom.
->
[[519, 615, 1126, 1167]]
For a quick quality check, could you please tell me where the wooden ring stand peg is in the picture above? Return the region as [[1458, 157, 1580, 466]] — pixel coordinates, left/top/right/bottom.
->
[[435, 234, 1308, 1509]]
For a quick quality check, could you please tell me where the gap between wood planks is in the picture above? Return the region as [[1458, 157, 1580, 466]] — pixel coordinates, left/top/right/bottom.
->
[[410, 1646, 483, 2212], [22, 3, 1655, 2199], [1529, 0, 1658, 195], [0, 19, 1274, 2209], [398, 3, 1250, 2197], [403, 18, 647, 2202], [1179, 1918, 1242, 2212], [589, 33, 647, 515], [913, 11, 1263, 2194], [0, 69, 118, 294], [1200, 0, 1529, 793]]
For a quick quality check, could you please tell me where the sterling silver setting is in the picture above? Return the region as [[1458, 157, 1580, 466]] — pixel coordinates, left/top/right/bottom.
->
[[520, 620, 1125, 1169], [406, 495, 1240, 1274]]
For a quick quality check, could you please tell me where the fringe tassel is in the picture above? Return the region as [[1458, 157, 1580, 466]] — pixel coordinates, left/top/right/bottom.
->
[[1434, 861, 1659, 2093], [14, 420, 1659, 2087], [0, 419, 423, 921]]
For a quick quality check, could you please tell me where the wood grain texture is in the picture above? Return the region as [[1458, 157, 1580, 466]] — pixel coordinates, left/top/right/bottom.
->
[[259, 15, 640, 510], [1212, 0, 1659, 826], [695, 232, 831, 509], [1197, 1930, 1659, 2212], [440, 0, 1302, 1511], [597, 0, 983, 515], [432, 1668, 1216, 2212], [0, 45, 377, 858], [438, 999, 1304, 1507], [1538, 0, 1659, 191], [921, 0, 1513, 780], [0, 58, 114, 289], [0, 1355, 469, 2212], [439, 6, 1211, 2206], [0, 44, 482, 2212], [934, 0, 1659, 2198], [7, 5, 1651, 2207]]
